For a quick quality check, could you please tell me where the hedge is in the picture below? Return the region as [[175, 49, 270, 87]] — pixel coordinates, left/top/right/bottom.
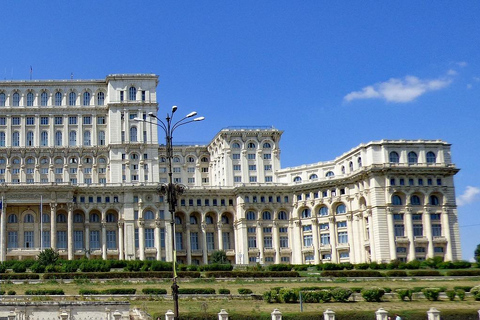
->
[[361, 287, 385, 302], [43, 271, 200, 279], [79, 288, 136, 295], [446, 269, 480, 276], [321, 270, 383, 277], [218, 289, 230, 294], [142, 288, 167, 295], [385, 270, 407, 277], [238, 288, 253, 294], [0, 273, 40, 280], [79, 289, 100, 295], [407, 270, 441, 276], [199, 264, 233, 271], [178, 288, 216, 294], [25, 289, 64, 295], [204, 271, 299, 278]]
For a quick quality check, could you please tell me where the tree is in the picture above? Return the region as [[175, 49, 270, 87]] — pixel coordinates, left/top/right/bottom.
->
[[475, 244, 480, 263], [38, 248, 59, 266], [210, 250, 228, 264]]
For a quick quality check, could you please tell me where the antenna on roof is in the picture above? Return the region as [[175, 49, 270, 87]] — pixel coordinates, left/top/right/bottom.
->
[[71, 72, 74, 79]]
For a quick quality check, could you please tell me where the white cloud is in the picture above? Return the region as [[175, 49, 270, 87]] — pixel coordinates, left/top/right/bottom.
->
[[467, 84, 472, 89], [457, 186, 480, 206], [447, 69, 457, 76], [344, 75, 452, 103], [456, 61, 468, 68]]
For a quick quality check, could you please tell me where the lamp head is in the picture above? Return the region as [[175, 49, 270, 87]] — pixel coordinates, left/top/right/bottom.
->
[[171, 105, 178, 114], [186, 111, 197, 118], [132, 117, 143, 122], [193, 116, 205, 122], [148, 112, 156, 118]]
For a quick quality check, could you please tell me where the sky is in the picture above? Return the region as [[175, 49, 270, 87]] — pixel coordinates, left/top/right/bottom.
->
[[1, 1, 479, 261]]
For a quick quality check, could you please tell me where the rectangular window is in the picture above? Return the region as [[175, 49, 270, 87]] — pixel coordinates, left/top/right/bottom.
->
[[40, 116, 49, 125], [399, 178, 405, 186], [232, 153, 240, 160], [415, 247, 426, 253], [55, 116, 63, 125], [190, 232, 199, 250], [393, 214, 404, 220], [249, 176, 257, 182], [187, 167, 195, 173], [418, 178, 423, 185], [188, 178, 195, 184], [302, 225, 312, 232], [83, 116, 92, 125], [339, 252, 349, 258], [320, 233, 330, 245], [107, 230, 117, 249], [431, 213, 441, 220], [437, 178, 442, 186], [42, 231, 51, 248], [7, 231, 18, 248], [233, 165, 241, 171], [145, 229, 155, 248], [303, 235, 313, 247], [413, 224, 423, 237], [26, 117, 35, 125], [234, 176, 242, 183], [431, 224, 442, 237], [0, 117, 5, 125], [281, 256, 290, 262], [390, 178, 395, 185], [338, 231, 348, 244], [263, 153, 271, 160], [263, 236, 273, 248], [319, 223, 329, 230], [264, 165, 272, 171], [74, 230, 84, 250], [160, 228, 165, 248], [428, 178, 433, 185], [247, 153, 256, 160], [247, 227, 256, 233], [24, 231, 34, 248], [337, 221, 347, 228], [175, 232, 183, 250], [248, 236, 257, 248], [248, 165, 256, 171], [69, 116, 77, 125], [206, 232, 215, 250], [394, 224, 405, 237], [434, 246, 444, 253], [97, 116, 106, 124], [265, 176, 273, 182], [280, 236, 289, 247], [12, 117, 20, 125], [57, 231, 67, 249], [396, 247, 407, 253], [90, 230, 100, 249], [222, 232, 230, 250], [412, 214, 422, 221]]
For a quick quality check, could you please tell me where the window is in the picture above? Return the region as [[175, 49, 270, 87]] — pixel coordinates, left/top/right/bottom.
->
[[339, 252, 349, 259], [325, 171, 334, 177], [41, 92, 48, 106], [40, 116, 49, 125], [106, 213, 116, 222], [12, 131, 20, 146], [413, 224, 423, 237], [190, 232, 199, 250], [248, 165, 256, 171], [319, 207, 328, 216], [338, 231, 348, 244], [57, 231, 67, 249], [90, 230, 100, 249], [337, 221, 347, 228], [396, 247, 407, 253], [231, 142, 241, 149], [392, 195, 402, 205], [26, 131, 34, 146], [248, 236, 257, 248], [129, 86, 137, 100], [130, 126, 137, 142], [206, 232, 214, 250], [262, 211, 272, 220], [7, 231, 18, 248], [309, 174, 318, 180], [54, 131, 62, 146], [293, 176, 302, 182], [24, 214, 34, 223], [280, 236, 289, 248], [69, 92, 76, 106], [263, 153, 271, 160], [69, 116, 77, 125], [83, 116, 91, 125], [264, 236, 273, 248], [83, 92, 90, 106], [301, 208, 311, 218], [410, 195, 421, 206], [69, 131, 76, 146], [426, 151, 436, 164], [303, 235, 313, 247], [302, 225, 312, 232], [8, 214, 18, 223], [431, 213, 441, 220], [23, 231, 34, 248], [432, 224, 442, 237], [42, 231, 51, 248], [246, 211, 256, 220], [0, 93, 5, 106], [145, 228, 154, 248], [247, 153, 256, 160], [27, 92, 34, 106], [394, 214, 404, 221], [408, 151, 418, 164], [83, 131, 91, 146], [247, 142, 256, 149], [394, 224, 405, 237], [107, 230, 117, 249], [12, 92, 20, 106], [320, 223, 329, 230], [0, 117, 5, 125], [12, 117, 20, 125], [232, 153, 240, 160], [336, 204, 346, 214], [389, 151, 400, 163], [55, 92, 62, 106], [0, 132, 5, 147], [55, 116, 63, 125], [97, 92, 105, 105], [430, 195, 439, 205], [278, 211, 288, 220]]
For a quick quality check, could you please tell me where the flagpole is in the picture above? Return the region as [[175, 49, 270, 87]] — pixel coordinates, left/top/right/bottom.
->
[[40, 195, 43, 251]]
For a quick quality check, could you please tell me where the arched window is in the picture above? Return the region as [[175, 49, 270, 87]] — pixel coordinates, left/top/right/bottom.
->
[[130, 126, 137, 142], [336, 204, 346, 214], [130, 153, 139, 160], [319, 206, 328, 216], [106, 213, 116, 222], [12, 158, 21, 164], [144, 210, 155, 220], [42, 214, 50, 223], [410, 195, 421, 206], [201, 157, 209, 162], [325, 171, 334, 177], [173, 157, 180, 163], [90, 213, 100, 222], [206, 216, 214, 224], [69, 131, 77, 146], [74, 214, 84, 223], [12, 131, 20, 146], [0, 132, 5, 147], [41, 131, 48, 146], [247, 142, 256, 149], [429, 195, 439, 206], [293, 176, 302, 182], [426, 152, 436, 164], [26, 157, 35, 164], [246, 211, 256, 220], [55, 92, 62, 106], [57, 214, 67, 223], [221, 215, 229, 224], [262, 211, 272, 220], [0, 93, 5, 106], [24, 214, 34, 223], [408, 152, 418, 164], [98, 157, 107, 164], [309, 174, 318, 180], [175, 216, 182, 225], [27, 92, 34, 106], [358, 157, 362, 167], [83, 131, 91, 146], [278, 211, 288, 220], [69, 92, 76, 106], [98, 131, 105, 145], [301, 208, 311, 218], [41, 92, 48, 106], [389, 151, 400, 163], [190, 215, 198, 224], [392, 195, 402, 205], [129, 86, 137, 100], [83, 92, 90, 106], [26, 131, 34, 146], [349, 161, 353, 172], [231, 142, 240, 149], [12, 92, 20, 106], [54, 158, 63, 164], [97, 92, 105, 105], [186, 156, 195, 163], [40, 157, 48, 164], [341, 166, 345, 174], [8, 214, 18, 223], [263, 142, 271, 148], [55, 131, 63, 146]]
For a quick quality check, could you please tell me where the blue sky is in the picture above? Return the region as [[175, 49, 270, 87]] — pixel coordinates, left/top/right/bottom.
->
[[2, 1, 479, 260]]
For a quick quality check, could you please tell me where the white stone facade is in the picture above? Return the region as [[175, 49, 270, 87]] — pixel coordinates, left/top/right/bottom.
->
[[0, 74, 461, 264]]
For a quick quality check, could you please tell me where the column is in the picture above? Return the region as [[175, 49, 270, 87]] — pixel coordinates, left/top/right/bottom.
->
[[201, 223, 208, 264], [367, 213, 375, 262], [292, 221, 302, 264], [386, 209, 396, 260], [1, 202, 6, 261], [329, 217, 337, 263], [442, 208, 453, 261], [346, 214, 355, 263], [217, 224, 223, 251], [155, 220, 161, 261], [257, 222, 264, 264], [165, 222, 172, 262], [101, 222, 107, 260], [404, 208, 415, 261], [273, 221, 280, 264], [67, 204, 73, 260], [50, 204, 57, 250], [138, 220, 145, 260], [85, 221, 90, 258], [118, 221, 124, 260], [424, 208, 433, 258], [186, 224, 191, 265], [312, 219, 320, 264]]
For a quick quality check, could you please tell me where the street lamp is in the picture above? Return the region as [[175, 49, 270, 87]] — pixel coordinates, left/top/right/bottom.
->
[[134, 106, 204, 320]]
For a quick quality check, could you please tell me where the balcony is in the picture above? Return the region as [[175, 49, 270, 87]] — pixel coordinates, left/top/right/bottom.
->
[[302, 246, 314, 253], [264, 247, 276, 255], [395, 236, 410, 244], [319, 244, 331, 251], [433, 236, 447, 244], [225, 249, 236, 256], [191, 249, 203, 256], [336, 242, 349, 249], [248, 247, 260, 253], [176, 249, 187, 256], [414, 236, 428, 244], [145, 247, 157, 254], [280, 247, 292, 253]]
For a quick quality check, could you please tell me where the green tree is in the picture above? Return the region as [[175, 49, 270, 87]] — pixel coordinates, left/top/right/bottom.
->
[[210, 250, 228, 264], [38, 248, 59, 266], [475, 244, 480, 263]]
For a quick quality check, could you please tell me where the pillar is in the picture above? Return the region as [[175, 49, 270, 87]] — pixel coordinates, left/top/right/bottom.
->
[[323, 309, 335, 320], [186, 224, 191, 265], [1, 201, 6, 261], [67, 204, 73, 260], [427, 307, 440, 320], [271, 308, 282, 320], [201, 223, 208, 264], [50, 204, 57, 250], [386, 209, 396, 261], [118, 221, 124, 260], [442, 207, 453, 261], [404, 208, 415, 261], [85, 221, 90, 258], [155, 220, 161, 260], [424, 209, 433, 258], [165, 309, 175, 320], [329, 216, 337, 263], [312, 219, 320, 264], [257, 221, 264, 264], [139, 220, 145, 260], [273, 221, 280, 264], [102, 222, 107, 260], [218, 309, 228, 320], [375, 308, 388, 320]]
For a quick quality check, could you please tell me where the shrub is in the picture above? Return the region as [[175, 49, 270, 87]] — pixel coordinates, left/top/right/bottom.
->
[[267, 264, 292, 271], [78, 260, 111, 272], [102, 288, 136, 295], [396, 289, 412, 301], [43, 271, 200, 279], [385, 270, 407, 277], [301, 290, 331, 303], [404, 260, 421, 269], [446, 269, 480, 276], [321, 270, 382, 277], [321, 263, 342, 270], [437, 261, 454, 269], [25, 289, 64, 295], [354, 263, 369, 270], [456, 289, 466, 301], [200, 263, 233, 271], [330, 288, 352, 302], [7, 290, 15, 295], [452, 260, 472, 269], [30, 262, 46, 273], [445, 289, 456, 301], [383, 287, 392, 293], [453, 286, 472, 292], [422, 288, 441, 301], [108, 260, 127, 269], [279, 288, 298, 303], [339, 262, 354, 270], [369, 262, 387, 270], [361, 287, 385, 302], [238, 288, 253, 294], [12, 262, 26, 273], [142, 288, 167, 295], [149, 261, 173, 271], [204, 271, 299, 278], [0, 263, 6, 273], [350, 287, 363, 293], [0, 273, 39, 280], [178, 288, 215, 294], [291, 264, 309, 271], [79, 289, 100, 295], [218, 289, 230, 294], [38, 249, 59, 266], [407, 270, 440, 276], [61, 261, 80, 273], [470, 285, 480, 301], [124, 260, 144, 272]]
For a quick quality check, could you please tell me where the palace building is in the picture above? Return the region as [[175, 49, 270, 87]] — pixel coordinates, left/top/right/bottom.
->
[[0, 74, 461, 264]]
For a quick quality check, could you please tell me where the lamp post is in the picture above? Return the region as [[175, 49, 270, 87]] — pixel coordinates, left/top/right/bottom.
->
[[134, 106, 204, 320]]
